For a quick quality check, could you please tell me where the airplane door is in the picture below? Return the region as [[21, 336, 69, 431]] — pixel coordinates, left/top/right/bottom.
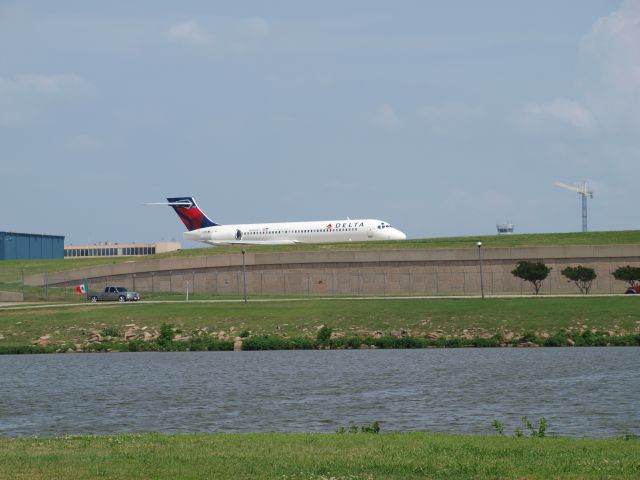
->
[[367, 226, 374, 238]]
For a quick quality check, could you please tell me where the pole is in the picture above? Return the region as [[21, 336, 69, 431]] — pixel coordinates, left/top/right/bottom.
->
[[582, 194, 587, 232], [477, 241, 485, 299], [242, 249, 247, 304]]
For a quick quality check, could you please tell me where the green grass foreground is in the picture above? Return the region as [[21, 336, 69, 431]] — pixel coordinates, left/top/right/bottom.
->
[[0, 432, 638, 479], [0, 297, 639, 352]]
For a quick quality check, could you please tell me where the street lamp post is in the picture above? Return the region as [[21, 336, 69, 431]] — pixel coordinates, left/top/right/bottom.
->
[[477, 241, 485, 299], [241, 249, 247, 304]]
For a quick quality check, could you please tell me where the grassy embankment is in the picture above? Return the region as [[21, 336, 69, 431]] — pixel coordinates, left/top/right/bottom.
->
[[0, 432, 638, 479], [1, 296, 639, 352], [2, 229, 640, 275]]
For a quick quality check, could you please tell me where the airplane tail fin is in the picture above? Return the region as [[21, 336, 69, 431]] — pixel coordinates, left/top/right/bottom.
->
[[164, 197, 219, 231]]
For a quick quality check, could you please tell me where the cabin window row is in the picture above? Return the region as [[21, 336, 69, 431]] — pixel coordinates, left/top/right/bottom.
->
[[246, 228, 359, 235]]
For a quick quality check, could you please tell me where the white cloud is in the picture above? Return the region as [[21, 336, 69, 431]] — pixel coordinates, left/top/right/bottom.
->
[[370, 104, 400, 130], [167, 20, 214, 48], [522, 1, 640, 134], [167, 17, 271, 53], [0, 74, 95, 127], [580, 0, 640, 130], [524, 97, 596, 130], [241, 17, 270, 38]]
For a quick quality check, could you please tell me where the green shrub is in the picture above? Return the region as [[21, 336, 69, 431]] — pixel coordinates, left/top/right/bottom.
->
[[543, 335, 568, 347], [337, 421, 380, 434], [185, 337, 234, 351], [444, 337, 465, 348], [316, 325, 332, 344], [159, 323, 174, 342], [241, 335, 289, 351], [0, 345, 51, 354], [345, 337, 362, 349], [520, 331, 538, 343], [101, 327, 121, 338]]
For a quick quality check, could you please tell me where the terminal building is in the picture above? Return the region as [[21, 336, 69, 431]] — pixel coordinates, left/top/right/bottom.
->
[[63, 241, 181, 258], [0, 231, 65, 260]]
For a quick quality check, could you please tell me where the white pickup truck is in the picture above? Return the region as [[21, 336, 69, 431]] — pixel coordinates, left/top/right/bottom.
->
[[88, 286, 140, 302]]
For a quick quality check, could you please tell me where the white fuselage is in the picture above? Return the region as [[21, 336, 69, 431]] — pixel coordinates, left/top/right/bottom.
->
[[184, 219, 406, 245]]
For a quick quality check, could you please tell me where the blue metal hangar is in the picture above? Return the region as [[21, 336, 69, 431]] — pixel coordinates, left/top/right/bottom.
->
[[0, 231, 65, 260]]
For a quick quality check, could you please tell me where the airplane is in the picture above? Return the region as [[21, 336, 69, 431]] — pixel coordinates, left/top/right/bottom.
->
[[150, 196, 407, 246]]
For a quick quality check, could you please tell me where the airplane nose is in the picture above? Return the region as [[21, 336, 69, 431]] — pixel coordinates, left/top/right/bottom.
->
[[389, 229, 406, 240]]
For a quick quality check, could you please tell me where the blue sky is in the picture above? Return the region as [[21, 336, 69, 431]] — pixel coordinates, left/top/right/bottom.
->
[[2, 1, 638, 245]]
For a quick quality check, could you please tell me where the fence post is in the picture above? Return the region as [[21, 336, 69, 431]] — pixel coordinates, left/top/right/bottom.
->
[[383, 272, 387, 296], [151, 272, 155, 294], [45, 267, 48, 300], [609, 267, 612, 293], [435, 272, 438, 296], [463, 272, 466, 296]]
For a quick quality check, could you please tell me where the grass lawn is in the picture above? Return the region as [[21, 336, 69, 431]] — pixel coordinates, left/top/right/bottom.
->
[[0, 432, 638, 479], [1, 296, 638, 348]]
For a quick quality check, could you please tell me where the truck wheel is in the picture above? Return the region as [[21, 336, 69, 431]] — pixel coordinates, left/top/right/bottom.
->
[[90, 296, 98, 302], [118, 295, 126, 302]]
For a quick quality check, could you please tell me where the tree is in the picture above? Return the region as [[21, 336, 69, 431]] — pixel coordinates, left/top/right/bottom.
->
[[561, 265, 597, 294], [611, 265, 640, 287], [511, 261, 551, 295]]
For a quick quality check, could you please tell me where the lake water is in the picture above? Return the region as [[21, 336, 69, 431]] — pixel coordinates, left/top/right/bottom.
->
[[0, 348, 638, 437]]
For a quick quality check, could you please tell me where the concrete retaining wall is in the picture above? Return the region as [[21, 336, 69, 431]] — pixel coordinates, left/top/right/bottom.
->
[[25, 244, 640, 296]]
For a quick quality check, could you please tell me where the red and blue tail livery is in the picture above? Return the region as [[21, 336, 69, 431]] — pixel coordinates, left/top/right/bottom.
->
[[165, 197, 218, 231]]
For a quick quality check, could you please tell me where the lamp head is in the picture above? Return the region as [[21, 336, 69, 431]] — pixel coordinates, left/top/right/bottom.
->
[[476, 241, 482, 247]]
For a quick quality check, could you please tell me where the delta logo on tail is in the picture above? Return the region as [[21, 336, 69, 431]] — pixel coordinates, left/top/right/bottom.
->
[[165, 197, 218, 231]]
